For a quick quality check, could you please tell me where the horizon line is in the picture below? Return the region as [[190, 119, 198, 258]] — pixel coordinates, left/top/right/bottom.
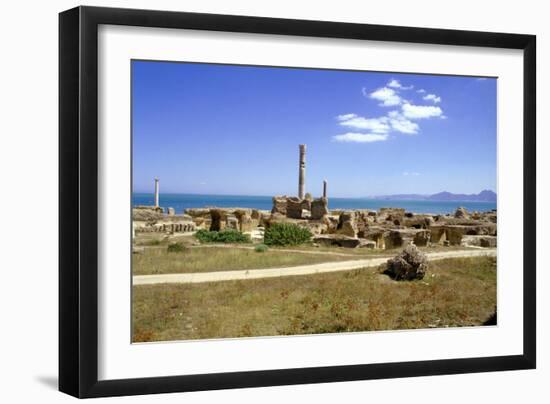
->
[[132, 190, 497, 199]]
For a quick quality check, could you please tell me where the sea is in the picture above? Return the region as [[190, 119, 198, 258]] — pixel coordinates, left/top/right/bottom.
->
[[132, 193, 496, 215]]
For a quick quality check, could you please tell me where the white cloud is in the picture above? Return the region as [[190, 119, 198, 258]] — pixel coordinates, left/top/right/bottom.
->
[[336, 109, 422, 138], [368, 87, 402, 107], [335, 84, 447, 144], [423, 94, 442, 103], [387, 111, 419, 134], [403, 171, 420, 176], [336, 113, 358, 121], [337, 115, 390, 134], [333, 132, 389, 143], [387, 79, 413, 90], [387, 79, 401, 88], [402, 103, 443, 119]]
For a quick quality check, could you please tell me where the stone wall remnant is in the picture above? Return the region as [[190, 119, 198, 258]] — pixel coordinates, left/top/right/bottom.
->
[[336, 211, 358, 237], [311, 197, 329, 220], [286, 197, 312, 219], [272, 196, 288, 215], [313, 234, 361, 248]]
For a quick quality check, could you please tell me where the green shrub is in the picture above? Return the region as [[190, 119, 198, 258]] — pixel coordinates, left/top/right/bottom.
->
[[254, 244, 269, 253], [264, 223, 312, 246], [167, 242, 186, 253], [195, 229, 251, 244]]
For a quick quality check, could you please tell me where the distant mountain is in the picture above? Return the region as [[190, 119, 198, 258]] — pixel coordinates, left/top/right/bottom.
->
[[370, 194, 428, 201], [369, 190, 496, 202]]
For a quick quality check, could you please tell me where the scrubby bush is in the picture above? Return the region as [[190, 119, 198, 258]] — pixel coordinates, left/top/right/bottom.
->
[[167, 242, 186, 253], [254, 244, 269, 253], [264, 223, 312, 246], [195, 229, 251, 244]]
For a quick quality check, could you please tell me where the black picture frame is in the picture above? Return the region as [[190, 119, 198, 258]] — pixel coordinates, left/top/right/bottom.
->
[[59, 5, 536, 398]]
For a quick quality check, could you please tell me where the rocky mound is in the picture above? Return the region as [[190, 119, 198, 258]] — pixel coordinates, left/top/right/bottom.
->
[[385, 244, 428, 281], [132, 206, 164, 221]]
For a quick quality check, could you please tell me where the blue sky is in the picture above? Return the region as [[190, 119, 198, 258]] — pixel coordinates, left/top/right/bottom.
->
[[132, 60, 496, 198]]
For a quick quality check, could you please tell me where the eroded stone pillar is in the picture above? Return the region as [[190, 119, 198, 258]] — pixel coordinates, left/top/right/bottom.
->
[[154, 178, 159, 208], [298, 144, 306, 199]]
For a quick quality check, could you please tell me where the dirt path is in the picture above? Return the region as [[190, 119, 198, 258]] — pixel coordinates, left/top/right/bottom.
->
[[139, 243, 389, 257], [141, 242, 475, 258], [194, 243, 389, 257], [133, 248, 497, 285]]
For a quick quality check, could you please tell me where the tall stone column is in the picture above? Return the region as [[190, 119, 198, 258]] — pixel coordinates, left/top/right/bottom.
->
[[298, 144, 306, 199], [323, 179, 327, 198], [154, 178, 159, 208]]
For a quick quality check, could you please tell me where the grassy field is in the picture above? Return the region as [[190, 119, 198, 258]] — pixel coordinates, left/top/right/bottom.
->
[[134, 233, 195, 246], [132, 256, 497, 342], [271, 243, 477, 256], [132, 232, 485, 276], [132, 245, 352, 275]]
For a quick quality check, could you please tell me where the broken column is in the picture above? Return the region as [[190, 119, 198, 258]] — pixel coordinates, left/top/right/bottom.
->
[[298, 144, 306, 199], [154, 178, 160, 208], [323, 179, 327, 198]]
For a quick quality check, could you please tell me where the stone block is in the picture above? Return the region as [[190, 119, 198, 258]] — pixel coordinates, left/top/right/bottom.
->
[[286, 197, 311, 219], [313, 234, 361, 248], [271, 196, 288, 215], [311, 197, 329, 220]]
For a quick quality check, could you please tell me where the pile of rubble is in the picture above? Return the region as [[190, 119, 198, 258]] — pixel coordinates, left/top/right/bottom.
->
[[385, 244, 429, 280]]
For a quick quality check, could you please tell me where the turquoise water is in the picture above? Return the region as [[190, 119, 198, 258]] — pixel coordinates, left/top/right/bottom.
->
[[132, 193, 496, 215]]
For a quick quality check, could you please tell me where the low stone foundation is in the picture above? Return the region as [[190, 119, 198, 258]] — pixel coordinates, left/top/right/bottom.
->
[[133, 202, 497, 250], [185, 207, 264, 232]]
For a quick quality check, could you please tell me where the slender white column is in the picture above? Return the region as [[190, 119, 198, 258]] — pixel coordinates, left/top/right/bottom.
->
[[154, 178, 159, 208], [298, 144, 306, 199]]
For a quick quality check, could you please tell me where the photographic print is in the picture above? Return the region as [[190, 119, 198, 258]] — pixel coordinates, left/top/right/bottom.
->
[[131, 60, 497, 343]]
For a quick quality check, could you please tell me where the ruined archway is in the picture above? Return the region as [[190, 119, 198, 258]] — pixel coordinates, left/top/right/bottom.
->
[[210, 210, 222, 231]]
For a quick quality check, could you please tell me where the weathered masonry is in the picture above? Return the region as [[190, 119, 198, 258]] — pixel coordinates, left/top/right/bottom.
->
[[133, 146, 496, 249]]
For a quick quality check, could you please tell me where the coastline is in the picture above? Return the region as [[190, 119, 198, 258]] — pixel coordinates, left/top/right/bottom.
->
[[132, 192, 497, 215]]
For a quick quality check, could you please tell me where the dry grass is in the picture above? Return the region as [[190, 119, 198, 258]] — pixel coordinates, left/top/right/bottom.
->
[[134, 233, 195, 246], [272, 243, 476, 256], [132, 256, 497, 342], [132, 245, 351, 275]]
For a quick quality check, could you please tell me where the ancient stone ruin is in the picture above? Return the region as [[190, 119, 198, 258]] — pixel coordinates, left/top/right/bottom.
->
[[134, 201, 496, 250], [185, 207, 263, 232], [133, 146, 496, 249], [133, 205, 196, 236], [265, 199, 496, 250]]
